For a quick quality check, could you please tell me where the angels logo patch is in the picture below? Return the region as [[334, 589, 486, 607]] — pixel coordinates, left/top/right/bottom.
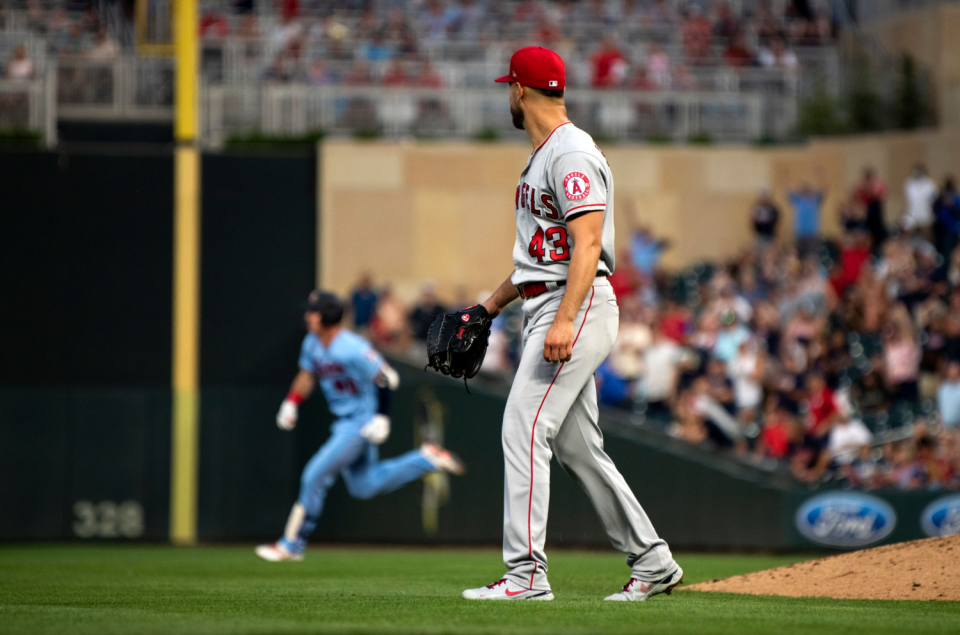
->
[[563, 172, 590, 201]]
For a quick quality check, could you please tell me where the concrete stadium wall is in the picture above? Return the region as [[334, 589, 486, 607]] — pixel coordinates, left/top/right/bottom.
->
[[320, 130, 960, 303], [862, 3, 960, 128]]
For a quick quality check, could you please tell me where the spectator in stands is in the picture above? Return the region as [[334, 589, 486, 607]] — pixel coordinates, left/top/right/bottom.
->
[[306, 59, 335, 85], [200, 6, 230, 38], [690, 374, 744, 450], [6, 44, 35, 80], [644, 43, 671, 89], [722, 32, 755, 68], [382, 59, 410, 87], [629, 66, 658, 92], [643, 0, 679, 26], [408, 282, 446, 342], [609, 295, 649, 382], [883, 303, 921, 405], [383, 9, 412, 42], [369, 286, 407, 350], [916, 435, 953, 488], [751, 188, 779, 243], [531, 18, 561, 47], [903, 163, 938, 237], [451, 0, 484, 41], [793, 9, 832, 46], [236, 13, 260, 39], [360, 30, 393, 62], [828, 417, 873, 466], [731, 339, 764, 425], [713, 1, 741, 40], [420, 0, 451, 41], [271, 11, 304, 52], [759, 37, 798, 72], [680, 5, 712, 65], [46, 8, 71, 42], [413, 60, 444, 88], [629, 225, 668, 281], [87, 29, 120, 62], [52, 20, 91, 56], [354, 7, 380, 42], [343, 60, 374, 86], [755, 396, 795, 461], [788, 179, 826, 256], [934, 177, 960, 260], [938, 360, 960, 429], [350, 273, 378, 330], [591, 35, 628, 89], [854, 167, 887, 250], [596, 359, 634, 408], [843, 444, 885, 489], [643, 321, 689, 424], [754, 0, 785, 43], [512, 0, 544, 24], [671, 63, 699, 91]]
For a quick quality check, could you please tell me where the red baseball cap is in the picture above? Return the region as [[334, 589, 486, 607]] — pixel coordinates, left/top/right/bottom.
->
[[495, 46, 565, 90]]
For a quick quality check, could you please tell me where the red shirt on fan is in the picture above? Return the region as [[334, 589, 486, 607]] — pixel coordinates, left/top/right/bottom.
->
[[592, 49, 627, 88], [829, 244, 871, 296], [759, 421, 792, 458], [807, 386, 838, 435]]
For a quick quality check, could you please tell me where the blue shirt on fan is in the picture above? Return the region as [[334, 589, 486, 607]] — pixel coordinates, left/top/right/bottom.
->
[[298, 330, 383, 420]]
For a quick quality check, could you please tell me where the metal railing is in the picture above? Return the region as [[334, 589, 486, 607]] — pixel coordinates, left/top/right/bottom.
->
[[0, 72, 57, 147], [56, 55, 173, 121], [200, 84, 766, 147]]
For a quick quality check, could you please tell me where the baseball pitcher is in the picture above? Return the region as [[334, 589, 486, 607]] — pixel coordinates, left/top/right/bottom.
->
[[460, 47, 682, 601], [255, 290, 465, 562]]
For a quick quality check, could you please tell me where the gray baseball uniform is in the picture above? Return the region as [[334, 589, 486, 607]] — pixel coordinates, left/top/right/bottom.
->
[[502, 121, 678, 591]]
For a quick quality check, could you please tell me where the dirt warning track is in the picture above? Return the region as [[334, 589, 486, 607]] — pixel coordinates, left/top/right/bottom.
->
[[688, 534, 960, 601]]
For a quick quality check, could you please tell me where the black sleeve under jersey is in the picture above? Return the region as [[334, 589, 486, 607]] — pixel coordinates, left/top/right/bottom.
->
[[377, 384, 391, 415]]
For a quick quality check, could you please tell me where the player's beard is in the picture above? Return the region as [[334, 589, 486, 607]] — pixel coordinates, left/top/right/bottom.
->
[[510, 103, 525, 130]]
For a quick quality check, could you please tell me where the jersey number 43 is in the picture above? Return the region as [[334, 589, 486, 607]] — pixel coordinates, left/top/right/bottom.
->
[[528, 226, 570, 263]]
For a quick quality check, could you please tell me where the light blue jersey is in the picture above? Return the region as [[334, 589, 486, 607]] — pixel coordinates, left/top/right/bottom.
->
[[298, 330, 383, 420]]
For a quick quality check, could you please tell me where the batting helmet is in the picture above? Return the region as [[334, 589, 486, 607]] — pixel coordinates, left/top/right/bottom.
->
[[304, 290, 345, 326]]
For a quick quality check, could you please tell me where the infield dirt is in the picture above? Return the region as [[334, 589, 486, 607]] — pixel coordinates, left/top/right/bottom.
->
[[688, 534, 960, 601]]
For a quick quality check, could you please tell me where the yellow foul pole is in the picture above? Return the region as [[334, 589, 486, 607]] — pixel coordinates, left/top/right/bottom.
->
[[171, 0, 200, 545]]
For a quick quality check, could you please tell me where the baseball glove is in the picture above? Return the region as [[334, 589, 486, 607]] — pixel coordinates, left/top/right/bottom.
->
[[426, 304, 492, 391]]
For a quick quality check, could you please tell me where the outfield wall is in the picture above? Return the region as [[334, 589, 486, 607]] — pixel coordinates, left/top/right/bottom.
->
[[320, 130, 960, 303], [3, 142, 960, 549]]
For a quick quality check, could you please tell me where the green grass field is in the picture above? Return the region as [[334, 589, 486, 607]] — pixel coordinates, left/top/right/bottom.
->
[[1, 545, 959, 635]]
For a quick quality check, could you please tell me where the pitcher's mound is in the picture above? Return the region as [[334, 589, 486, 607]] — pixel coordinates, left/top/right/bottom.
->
[[688, 534, 960, 601]]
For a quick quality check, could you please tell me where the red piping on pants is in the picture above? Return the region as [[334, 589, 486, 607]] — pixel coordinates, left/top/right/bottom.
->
[[526, 286, 596, 587]]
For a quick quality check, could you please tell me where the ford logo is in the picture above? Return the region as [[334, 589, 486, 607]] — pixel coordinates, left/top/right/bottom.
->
[[921, 495, 960, 537], [795, 492, 897, 548]]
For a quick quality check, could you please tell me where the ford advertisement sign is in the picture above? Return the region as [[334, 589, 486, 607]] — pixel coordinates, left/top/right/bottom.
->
[[921, 495, 960, 537], [795, 492, 897, 548]]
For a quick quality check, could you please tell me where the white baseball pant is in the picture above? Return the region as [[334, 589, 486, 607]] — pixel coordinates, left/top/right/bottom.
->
[[502, 279, 678, 591]]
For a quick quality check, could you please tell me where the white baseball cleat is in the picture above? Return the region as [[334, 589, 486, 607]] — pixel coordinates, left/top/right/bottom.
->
[[421, 443, 467, 475], [255, 542, 304, 562], [462, 578, 554, 601], [604, 566, 683, 601]]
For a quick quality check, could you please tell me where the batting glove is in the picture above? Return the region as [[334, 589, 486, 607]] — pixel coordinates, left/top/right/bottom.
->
[[360, 414, 390, 445], [276, 400, 298, 431]]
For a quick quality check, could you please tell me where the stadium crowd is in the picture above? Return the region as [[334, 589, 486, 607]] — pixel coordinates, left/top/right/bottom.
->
[[350, 163, 960, 492], [3, 0, 832, 84]]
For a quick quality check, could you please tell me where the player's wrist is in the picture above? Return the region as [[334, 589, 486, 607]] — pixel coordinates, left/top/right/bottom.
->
[[481, 298, 501, 317], [285, 392, 303, 406]]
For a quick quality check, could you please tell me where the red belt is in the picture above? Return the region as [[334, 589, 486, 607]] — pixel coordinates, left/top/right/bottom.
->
[[517, 273, 607, 299]]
